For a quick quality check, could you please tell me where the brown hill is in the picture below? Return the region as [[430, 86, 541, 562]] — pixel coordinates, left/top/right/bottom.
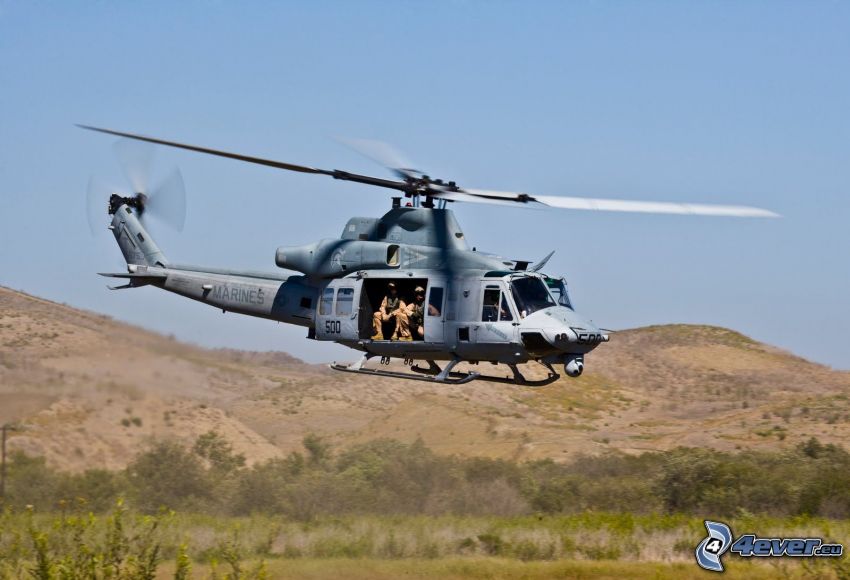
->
[[1, 286, 848, 471]]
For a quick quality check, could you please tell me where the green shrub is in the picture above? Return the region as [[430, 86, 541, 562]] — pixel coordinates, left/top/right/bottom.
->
[[477, 533, 505, 556], [126, 441, 212, 512], [193, 431, 246, 474], [4, 436, 850, 520]]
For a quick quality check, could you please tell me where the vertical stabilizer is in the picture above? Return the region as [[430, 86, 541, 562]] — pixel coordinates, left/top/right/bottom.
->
[[110, 204, 169, 267]]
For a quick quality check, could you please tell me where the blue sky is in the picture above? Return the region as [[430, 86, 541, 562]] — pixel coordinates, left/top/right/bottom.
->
[[1, 1, 848, 368]]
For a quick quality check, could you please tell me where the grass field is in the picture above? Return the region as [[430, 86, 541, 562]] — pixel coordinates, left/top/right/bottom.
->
[[150, 558, 817, 580], [2, 508, 848, 579]]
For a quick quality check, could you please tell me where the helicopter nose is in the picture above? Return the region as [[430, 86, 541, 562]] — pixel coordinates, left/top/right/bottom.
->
[[553, 311, 608, 351], [520, 307, 608, 352]]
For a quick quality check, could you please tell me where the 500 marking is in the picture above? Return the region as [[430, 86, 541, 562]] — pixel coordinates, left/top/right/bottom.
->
[[325, 320, 341, 334]]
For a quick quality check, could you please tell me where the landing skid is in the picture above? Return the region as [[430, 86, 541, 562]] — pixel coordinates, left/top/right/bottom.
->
[[330, 357, 479, 385], [329, 356, 560, 387], [411, 362, 559, 387]]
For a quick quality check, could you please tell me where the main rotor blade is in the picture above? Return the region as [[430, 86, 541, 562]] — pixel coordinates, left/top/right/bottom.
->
[[447, 188, 779, 217], [430, 190, 525, 207], [79, 125, 780, 218], [533, 195, 780, 217], [336, 137, 420, 180], [77, 125, 410, 193], [80, 125, 328, 174]]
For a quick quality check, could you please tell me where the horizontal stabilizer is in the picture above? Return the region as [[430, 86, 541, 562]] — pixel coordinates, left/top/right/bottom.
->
[[98, 270, 166, 290], [98, 271, 167, 279]]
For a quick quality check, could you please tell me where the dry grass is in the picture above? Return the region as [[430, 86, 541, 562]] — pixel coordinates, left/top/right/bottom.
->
[[4, 510, 847, 579], [153, 558, 800, 580]]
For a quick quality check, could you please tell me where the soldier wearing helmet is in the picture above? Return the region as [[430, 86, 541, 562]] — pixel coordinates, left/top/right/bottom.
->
[[398, 285, 437, 340], [372, 281, 406, 340]]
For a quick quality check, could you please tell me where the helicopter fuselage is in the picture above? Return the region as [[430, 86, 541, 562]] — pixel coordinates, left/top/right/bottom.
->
[[105, 203, 605, 382]]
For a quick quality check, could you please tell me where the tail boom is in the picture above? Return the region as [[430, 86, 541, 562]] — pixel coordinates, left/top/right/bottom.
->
[[104, 203, 318, 328]]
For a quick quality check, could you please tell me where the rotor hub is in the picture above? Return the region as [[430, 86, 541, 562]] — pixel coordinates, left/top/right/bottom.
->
[[108, 192, 147, 216]]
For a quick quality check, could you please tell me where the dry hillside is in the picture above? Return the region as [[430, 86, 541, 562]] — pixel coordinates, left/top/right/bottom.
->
[[1, 286, 848, 471]]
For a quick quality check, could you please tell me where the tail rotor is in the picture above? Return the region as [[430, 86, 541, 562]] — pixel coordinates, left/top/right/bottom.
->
[[85, 138, 187, 235], [145, 167, 186, 232]]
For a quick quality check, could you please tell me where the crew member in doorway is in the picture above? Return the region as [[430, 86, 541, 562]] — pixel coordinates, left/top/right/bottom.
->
[[398, 286, 438, 340], [372, 282, 405, 340]]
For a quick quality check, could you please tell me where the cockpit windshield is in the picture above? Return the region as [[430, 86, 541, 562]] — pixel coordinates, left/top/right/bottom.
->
[[510, 276, 556, 318], [545, 276, 573, 309]]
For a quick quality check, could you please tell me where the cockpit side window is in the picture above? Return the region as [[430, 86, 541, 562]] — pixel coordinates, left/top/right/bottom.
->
[[511, 277, 555, 318], [545, 277, 573, 309], [482, 288, 500, 322], [482, 284, 515, 322]]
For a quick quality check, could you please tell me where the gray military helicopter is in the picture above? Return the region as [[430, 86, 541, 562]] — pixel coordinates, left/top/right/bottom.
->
[[80, 125, 778, 386]]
